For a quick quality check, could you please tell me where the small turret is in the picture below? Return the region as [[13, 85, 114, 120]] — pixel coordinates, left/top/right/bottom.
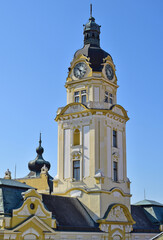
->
[[28, 133, 51, 176], [4, 169, 11, 179]]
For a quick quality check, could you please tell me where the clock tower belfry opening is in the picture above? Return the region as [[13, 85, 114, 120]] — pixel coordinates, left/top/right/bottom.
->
[[53, 6, 134, 234]]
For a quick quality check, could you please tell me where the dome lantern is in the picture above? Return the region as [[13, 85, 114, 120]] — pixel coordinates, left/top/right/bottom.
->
[[83, 4, 101, 47]]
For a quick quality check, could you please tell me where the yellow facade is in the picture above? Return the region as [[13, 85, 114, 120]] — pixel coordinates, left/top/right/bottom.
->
[[52, 29, 135, 237], [0, 189, 56, 240], [18, 172, 50, 194]]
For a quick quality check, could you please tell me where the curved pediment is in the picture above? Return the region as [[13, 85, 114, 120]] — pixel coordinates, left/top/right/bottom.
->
[[110, 104, 129, 120], [98, 203, 135, 224], [12, 189, 54, 229], [56, 103, 88, 120]]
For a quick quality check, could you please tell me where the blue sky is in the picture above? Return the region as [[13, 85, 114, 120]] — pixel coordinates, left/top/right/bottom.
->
[[0, 0, 163, 204]]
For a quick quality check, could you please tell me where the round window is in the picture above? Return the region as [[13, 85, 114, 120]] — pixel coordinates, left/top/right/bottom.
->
[[30, 203, 35, 210]]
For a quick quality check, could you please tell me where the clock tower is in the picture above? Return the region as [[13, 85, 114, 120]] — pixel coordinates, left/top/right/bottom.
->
[[53, 7, 134, 237]]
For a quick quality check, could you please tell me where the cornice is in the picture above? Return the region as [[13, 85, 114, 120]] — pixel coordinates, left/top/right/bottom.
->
[[65, 76, 119, 89], [55, 103, 129, 123], [52, 187, 131, 198]]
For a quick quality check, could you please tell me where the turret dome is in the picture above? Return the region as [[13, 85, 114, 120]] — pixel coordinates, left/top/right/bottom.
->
[[28, 133, 50, 176]]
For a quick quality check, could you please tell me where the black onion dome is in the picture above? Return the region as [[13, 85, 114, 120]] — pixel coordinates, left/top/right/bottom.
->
[[74, 5, 112, 72], [28, 134, 51, 176]]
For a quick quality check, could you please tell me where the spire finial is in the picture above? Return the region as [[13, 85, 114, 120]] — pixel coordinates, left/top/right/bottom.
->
[[90, 4, 92, 18], [39, 132, 42, 147], [36, 132, 44, 155]]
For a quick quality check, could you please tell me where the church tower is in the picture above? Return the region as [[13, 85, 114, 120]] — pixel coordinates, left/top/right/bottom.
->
[[53, 7, 134, 235]]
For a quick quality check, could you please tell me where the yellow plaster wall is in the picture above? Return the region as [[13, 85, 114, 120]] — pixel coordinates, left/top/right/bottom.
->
[[18, 173, 49, 193], [54, 104, 131, 220], [66, 78, 118, 106], [54, 52, 132, 235]]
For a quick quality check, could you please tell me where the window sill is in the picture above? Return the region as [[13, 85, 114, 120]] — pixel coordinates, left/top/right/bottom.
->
[[71, 145, 82, 149], [113, 180, 120, 183], [71, 180, 84, 185]]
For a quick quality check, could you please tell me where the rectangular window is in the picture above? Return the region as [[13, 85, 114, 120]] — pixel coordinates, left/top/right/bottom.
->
[[74, 91, 79, 102], [81, 90, 86, 104], [113, 130, 117, 148], [109, 93, 113, 104], [73, 160, 80, 181], [81, 95, 86, 104], [113, 161, 118, 182], [104, 91, 108, 103]]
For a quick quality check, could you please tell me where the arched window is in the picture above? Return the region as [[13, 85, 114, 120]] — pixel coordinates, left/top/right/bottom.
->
[[24, 234, 37, 239], [73, 129, 80, 146]]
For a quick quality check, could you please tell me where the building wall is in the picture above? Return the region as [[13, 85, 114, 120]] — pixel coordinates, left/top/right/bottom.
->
[[131, 233, 157, 240], [18, 173, 50, 193]]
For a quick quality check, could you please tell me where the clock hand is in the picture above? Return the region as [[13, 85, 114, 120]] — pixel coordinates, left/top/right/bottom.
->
[[108, 69, 112, 75]]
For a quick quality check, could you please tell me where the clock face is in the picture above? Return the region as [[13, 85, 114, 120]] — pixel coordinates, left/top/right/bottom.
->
[[105, 64, 114, 80], [74, 62, 87, 79]]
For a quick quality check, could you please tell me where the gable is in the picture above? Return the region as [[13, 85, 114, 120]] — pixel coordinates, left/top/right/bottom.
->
[[110, 104, 129, 119], [56, 103, 88, 120], [12, 215, 56, 237], [112, 107, 123, 116], [12, 189, 54, 229], [106, 205, 127, 222], [98, 204, 135, 225], [64, 104, 86, 114]]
